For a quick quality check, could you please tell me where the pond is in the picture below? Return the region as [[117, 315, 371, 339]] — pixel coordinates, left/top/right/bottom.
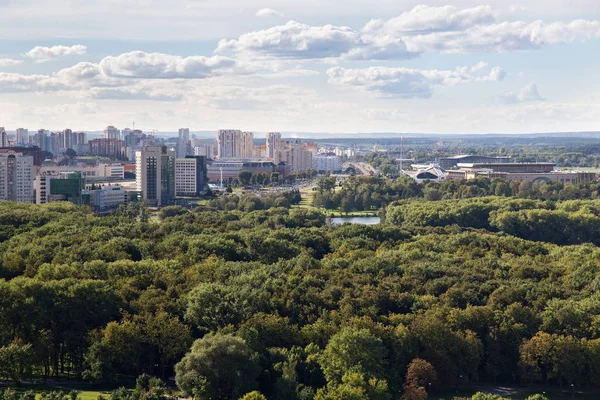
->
[[331, 216, 381, 225]]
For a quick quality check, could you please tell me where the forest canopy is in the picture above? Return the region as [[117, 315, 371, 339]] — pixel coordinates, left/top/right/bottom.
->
[[0, 196, 598, 399]]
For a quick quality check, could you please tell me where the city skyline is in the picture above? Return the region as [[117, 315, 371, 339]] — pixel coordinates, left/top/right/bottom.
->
[[1, 0, 599, 133]]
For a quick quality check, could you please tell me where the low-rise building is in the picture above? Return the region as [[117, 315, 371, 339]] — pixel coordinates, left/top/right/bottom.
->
[[37, 164, 125, 180], [207, 160, 275, 183], [83, 185, 129, 214]]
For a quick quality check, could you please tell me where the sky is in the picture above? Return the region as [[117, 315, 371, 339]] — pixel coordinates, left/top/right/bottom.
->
[[0, 0, 599, 134]]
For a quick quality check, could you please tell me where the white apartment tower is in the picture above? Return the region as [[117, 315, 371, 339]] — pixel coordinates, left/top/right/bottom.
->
[[136, 146, 176, 207], [217, 130, 254, 159], [0, 151, 34, 203], [266, 132, 282, 159]]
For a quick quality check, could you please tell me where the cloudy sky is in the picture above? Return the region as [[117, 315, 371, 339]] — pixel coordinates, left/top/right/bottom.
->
[[0, 0, 599, 134]]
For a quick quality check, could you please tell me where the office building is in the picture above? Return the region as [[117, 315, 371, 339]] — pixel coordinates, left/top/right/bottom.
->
[[217, 130, 253, 159], [38, 163, 124, 180], [104, 126, 120, 140], [0, 151, 34, 203], [35, 172, 85, 205], [83, 185, 129, 214], [16, 128, 29, 145], [266, 132, 282, 159], [136, 146, 176, 207], [89, 138, 125, 159], [175, 156, 207, 197]]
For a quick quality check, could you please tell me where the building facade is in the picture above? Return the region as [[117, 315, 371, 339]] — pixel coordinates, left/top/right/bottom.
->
[[16, 128, 29, 145], [313, 155, 342, 173], [136, 146, 176, 207], [177, 128, 190, 158], [89, 138, 125, 159], [175, 156, 207, 197], [104, 126, 120, 140], [0, 151, 34, 203], [217, 130, 254, 159], [266, 132, 282, 159], [38, 163, 124, 180]]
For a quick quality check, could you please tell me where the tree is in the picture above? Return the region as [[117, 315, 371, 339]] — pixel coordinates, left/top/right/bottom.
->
[[65, 148, 77, 158], [0, 340, 34, 385], [175, 334, 261, 400], [319, 327, 387, 386], [158, 206, 188, 220], [238, 171, 252, 186], [238, 392, 267, 400]]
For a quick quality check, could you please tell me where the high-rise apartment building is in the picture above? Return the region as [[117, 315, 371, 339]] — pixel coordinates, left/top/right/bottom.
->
[[194, 144, 215, 159], [175, 156, 207, 197], [136, 146, 176, 207], [104, 126, 120, 140], [177, 128, 190, 158], [266, 132, 282, 159], [0, 151, 34, 203], [0, 128, 8, 147], [272, 141, 316, 173], [89, 139, 125, 159], [16, 128, 29, 145], [217, 130, 253, 159]]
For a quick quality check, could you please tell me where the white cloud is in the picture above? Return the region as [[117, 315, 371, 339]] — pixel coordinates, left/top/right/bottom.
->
[[216, 20, 366, 59], [217, 5, 600, 60], [471, 61, 489, 72], [255, 8, 283, 17], [99, 51, 238, 79], [24, 45, 87, 60], [488, 66, 506, 82], [327, 65, 503, 98], [0, 58, 22, 67], [498, 82, 545, 103]]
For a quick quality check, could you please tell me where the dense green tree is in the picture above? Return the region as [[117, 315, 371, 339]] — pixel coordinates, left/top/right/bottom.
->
[[175, 334, 261, 400]]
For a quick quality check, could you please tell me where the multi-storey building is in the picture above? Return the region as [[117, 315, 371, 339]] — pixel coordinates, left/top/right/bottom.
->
[[0, 151, 34, 203], [89, 138, 125, 159], [83, 185, 129, 214], [274, 141, 314, 173], [0, 128, 8, 147], [35, 172, 85, 205], [16, 128, 29, 145], [175, 156, 207, 197], [177, 128, 190, 158], [104, 126, 120, 140], [194, 144, 215, 159], [217, 130, 254, 159], [136, 146, 176, 207], [313, 155, 342, 173], [266, 132, 282, 159], [38, 163, 124, 180]]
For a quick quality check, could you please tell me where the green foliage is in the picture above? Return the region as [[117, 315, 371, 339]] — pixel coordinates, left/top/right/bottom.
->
[[175, 333, 261, 400], [238, 392, 267, 400]]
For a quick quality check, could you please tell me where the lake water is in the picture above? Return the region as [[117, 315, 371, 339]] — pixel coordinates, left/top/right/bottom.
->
[[331, 216, 381, 225]]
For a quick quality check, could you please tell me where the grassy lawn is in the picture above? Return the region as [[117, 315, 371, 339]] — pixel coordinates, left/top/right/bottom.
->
[[2, 384, 109, 400], [435, 386, 598, 399]]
